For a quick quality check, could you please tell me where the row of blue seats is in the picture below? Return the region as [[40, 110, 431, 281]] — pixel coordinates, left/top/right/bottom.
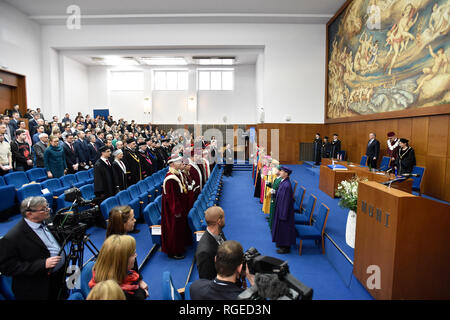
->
[[291, 184, 331, 256], [98, 167, 169, 222], [0, 168, 95, 215]]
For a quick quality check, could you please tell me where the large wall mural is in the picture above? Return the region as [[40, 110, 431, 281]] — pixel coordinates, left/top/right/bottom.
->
[[326, 0, 449, 120]]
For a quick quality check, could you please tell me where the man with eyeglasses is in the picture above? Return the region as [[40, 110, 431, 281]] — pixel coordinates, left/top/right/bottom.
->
[[0, 196, 68, 300]]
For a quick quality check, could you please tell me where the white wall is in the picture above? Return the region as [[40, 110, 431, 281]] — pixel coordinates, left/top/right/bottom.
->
[[61, 56, 89, 116], [197, 64, 256, 124], [0, 1, 42, 110], [41, 23, 326, 123], [86, 64, 256, 124]]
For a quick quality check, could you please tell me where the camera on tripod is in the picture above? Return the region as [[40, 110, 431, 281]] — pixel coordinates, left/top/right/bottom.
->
[[48, 187, 99, 236], [239, 247, 313, 300]]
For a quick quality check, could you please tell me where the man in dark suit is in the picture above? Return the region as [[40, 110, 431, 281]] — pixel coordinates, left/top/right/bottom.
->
[[366, 132, 380, 169], [0, 196, 67, 300], [87, 135, 100, 167], [223, 144, 234, 177], [93, 146, 116, 203], [62, 133, 79, 174], [74, 130, 90, 170], [8, 112, 20, 139], [195, 207, 227, 280], [190, 240, 254, 300], [33, 133, 48, 168]]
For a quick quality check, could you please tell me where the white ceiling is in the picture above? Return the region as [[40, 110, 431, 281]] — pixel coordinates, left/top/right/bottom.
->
[[6, 0, 346, 24], [64, 47, 262, 66]]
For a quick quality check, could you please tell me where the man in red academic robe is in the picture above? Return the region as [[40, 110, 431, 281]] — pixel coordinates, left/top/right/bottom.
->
[[188, 154, 202, 200], [161, 155, 192, 259], [180, 158, 196, 210]]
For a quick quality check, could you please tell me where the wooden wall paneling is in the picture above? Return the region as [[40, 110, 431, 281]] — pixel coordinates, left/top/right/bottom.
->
[[411, 117, 429, 156], [424, 155, 446, 199], [0, 85, 12, 114], [427, 115, 449, 157], [445, 158, 450, 203], [397, 118, 412, 141]]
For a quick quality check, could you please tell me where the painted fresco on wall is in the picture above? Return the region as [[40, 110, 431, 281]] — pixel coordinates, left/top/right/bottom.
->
[[326, 0, 450, 119]]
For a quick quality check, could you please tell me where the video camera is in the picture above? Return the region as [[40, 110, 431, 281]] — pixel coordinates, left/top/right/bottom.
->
[[238, 247, 313, 300], [47, 187, 100, 240]]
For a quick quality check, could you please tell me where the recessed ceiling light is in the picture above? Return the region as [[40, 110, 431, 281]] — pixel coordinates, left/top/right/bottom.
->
[[139, 57, 188, 65]]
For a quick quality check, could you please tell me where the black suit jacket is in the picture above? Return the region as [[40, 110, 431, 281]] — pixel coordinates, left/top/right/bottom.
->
[[195, 231, 226, 280], [0, 219, 63, 300], [62, 143, 79, 169], [93, 158, 116, 198], [366, 139, 380, 159], [74, 139, 89, 164]]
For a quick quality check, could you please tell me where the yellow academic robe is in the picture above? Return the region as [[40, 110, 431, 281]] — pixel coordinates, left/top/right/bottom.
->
[[262, 173, 275, 214]]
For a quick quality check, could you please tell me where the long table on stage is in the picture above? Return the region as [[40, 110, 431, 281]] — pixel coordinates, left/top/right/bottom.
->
[[319, 158, 412, 195]]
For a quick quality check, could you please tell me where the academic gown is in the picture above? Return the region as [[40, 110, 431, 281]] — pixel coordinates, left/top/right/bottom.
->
[[396, 147, 416, 175], [253, 161, 262, 198], [260, 165, 269, 204], [313, 138, 322, 164], [272, 177, 296, 248], [137, 150, 153, 179], [188, 164, 202, 201], [161, 170, 192, 256], [123, 148, 142, 185], [268, 176, 282, 231], [262, 172, 275, 214], [93, 159, 116, 199]]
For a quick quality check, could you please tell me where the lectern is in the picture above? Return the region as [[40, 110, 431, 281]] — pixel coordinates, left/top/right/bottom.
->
[[354, 181, 450, 300]]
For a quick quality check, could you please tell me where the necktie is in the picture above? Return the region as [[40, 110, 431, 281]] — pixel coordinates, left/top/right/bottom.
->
[[107, 160, 111, 166]]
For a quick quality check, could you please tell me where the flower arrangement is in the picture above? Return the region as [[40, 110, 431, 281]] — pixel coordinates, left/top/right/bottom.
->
[[335, 177, 366, 212]]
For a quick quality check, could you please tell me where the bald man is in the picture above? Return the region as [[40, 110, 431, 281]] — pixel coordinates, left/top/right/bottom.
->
[[195, 206, 227, 280]]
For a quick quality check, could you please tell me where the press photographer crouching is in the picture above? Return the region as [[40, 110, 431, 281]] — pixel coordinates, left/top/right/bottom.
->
[[190, 240, 255, 300], [0, 196, 68, 300]]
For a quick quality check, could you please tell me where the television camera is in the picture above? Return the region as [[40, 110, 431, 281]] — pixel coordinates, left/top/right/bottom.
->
[[238, 247, 313, 300]]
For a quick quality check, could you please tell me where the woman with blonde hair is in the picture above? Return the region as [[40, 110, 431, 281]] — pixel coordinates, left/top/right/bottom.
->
[[88, 234, 148, 300], [86, 280, 126, 300]]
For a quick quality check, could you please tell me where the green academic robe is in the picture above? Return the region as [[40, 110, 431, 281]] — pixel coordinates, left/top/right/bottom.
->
[[268, 176, 282, 231]]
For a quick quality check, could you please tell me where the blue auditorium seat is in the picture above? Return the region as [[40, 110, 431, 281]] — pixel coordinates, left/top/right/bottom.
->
[[411, 166, 425, 195], [60, 174, 84, 189], [75, 170, 93, 185], [295, 203, 330, 255], [293, 185, 306, 213], [359, 155, 368, 167], [79, 184, 95, 201], [142, 202, 161, 245], [295, 193, 317, 225], [4, 171, 30, 189], [116, 190, 141, 219], [0, 176, 17, 217], [162, 271, 182, 300], [26, 168, 47, 183], [100, 197, 119, 220], [16, 183, 54, 207], [80, 261, 95, 299], [379, 156, 391, 171], [67, 292, 85, 300], [41, 178, 69, 197], [0, 275, 14, 300]]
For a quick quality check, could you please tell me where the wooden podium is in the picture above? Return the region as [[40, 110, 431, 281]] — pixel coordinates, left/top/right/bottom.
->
[[319, 165, 355, 198], [354, 181, 450, 300]]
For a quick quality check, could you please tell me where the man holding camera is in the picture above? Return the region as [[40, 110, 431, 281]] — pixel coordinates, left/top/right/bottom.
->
[[0, 197, 68, 300], [190, 240, 255, 300]]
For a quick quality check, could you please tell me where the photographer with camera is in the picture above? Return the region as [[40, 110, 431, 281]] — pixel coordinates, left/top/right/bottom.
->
[[190, 240, 255, 300], [0, 196, 68, 300]]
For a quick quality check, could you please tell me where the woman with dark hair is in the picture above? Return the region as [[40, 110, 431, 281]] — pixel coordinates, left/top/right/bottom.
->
[[395, 138, 416, 175]]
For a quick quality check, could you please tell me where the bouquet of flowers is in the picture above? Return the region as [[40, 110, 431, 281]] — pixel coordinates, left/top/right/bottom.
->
[[335, 177, 364, 212]]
